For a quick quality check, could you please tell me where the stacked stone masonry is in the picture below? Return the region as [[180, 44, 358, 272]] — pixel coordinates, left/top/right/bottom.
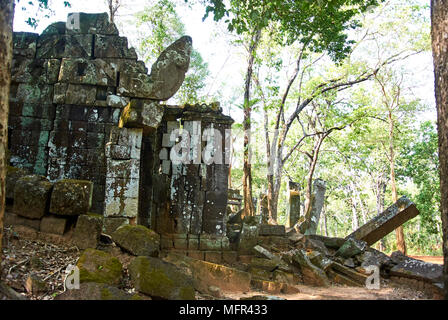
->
[[8, 12, 235, 250], [8, 13, 149, 213]]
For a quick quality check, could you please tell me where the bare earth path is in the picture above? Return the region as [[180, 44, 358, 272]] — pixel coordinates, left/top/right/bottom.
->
[[222, 280, 432, 300]]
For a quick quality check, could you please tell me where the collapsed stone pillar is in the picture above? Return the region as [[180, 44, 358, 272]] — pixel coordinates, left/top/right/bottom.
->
[[258, 194, 269, 224], [299, 179, 326, 235], [286, 181, 301, 228], [346, 196, 419, 246]]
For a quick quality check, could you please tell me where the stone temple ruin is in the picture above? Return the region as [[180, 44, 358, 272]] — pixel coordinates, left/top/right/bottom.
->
[[6, 12, 233, 257], [3, 13, 445, 300]]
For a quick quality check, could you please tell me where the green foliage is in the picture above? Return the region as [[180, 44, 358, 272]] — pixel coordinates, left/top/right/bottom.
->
[[397, 121, 442, 252], [199, 0, 384, 62]]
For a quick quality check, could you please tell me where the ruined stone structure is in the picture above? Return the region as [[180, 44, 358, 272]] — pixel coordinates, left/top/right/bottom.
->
[[7, 12, 233, 245]]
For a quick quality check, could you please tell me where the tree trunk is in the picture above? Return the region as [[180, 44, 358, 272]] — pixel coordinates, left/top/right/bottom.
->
[[374, 173, 387, 251], [322, 204, 328, 236], [0, 0, 14, 271], [431, 0, 448, 300], [351, 197, 359, 232], [389, 111, 407, 255], [242, 29, 261, 218], [303, 135, 325, 216]]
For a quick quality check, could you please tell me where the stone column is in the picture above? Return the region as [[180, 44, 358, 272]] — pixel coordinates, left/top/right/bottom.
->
[[302, 179, 326, 235], [104, 127, 143, 224], [287, 181, 301, 228]]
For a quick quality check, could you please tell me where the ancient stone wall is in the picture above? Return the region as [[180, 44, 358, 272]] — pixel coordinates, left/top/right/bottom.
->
[[8, 12, 233, 242], [152, 104, 233, 235], [8, 13, 150, 213]]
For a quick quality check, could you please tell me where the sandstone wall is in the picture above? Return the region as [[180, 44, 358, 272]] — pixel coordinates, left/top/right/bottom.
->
[[8, 13, 149, 213]]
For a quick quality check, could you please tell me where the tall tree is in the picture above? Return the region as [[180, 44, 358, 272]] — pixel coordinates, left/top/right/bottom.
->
[[0, 0, 14, 283], [374, 70, 408, 254], [200, 0, 382, 219], [431, 0, 448, 299], [105, 0, 120, 23]]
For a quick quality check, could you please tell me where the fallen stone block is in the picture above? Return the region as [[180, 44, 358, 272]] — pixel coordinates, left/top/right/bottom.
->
[[40, 215, 69, 235], [329, 262, 368, 286], [250, 257, 281, 272], [346, 196, 419, 246], [102, 217, 129, 235], [204, 251, 223, 264], [13, 175, 53, 220], [76, 248, 123, 286], [4, 212, 41, 230], [306, 250, 333, 271], [306, 234, 346, 249], [326, 269, 363, 287], [128, 256, 195, 300], [251, 279, 298, 295], [301, 237, 330, 255], [163, 253, 252, 293], [111, 225, 160, 257], [389, 254, 443, 284], [6, 166, 29, 201], [335, 238, 367, 259], [118, 99, 164, 132], [72, 214, 103, 249], [290, 249, 330, 287], [248, 267, 273, 281], [49, 179, 93, 216], [259, 224, 286, 236], [300, 179, 327, 235], [252, 245, 291, 272]]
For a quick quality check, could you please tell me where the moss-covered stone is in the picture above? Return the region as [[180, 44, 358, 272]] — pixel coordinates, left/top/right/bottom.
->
[[291, 249, 330, 287], [40, 215, 68, 235], [163, 253, 252, 293], [6, 166, 29, 201], [128, 256, 195, 300], [111, 225, 160, 257], [103, 217, 129, 235], [55, 282, 149, 300], [49, 179, 93, 216], [76, 248, 123, 285], [13, 174, 53, 219], [72, 214, 104, 249]]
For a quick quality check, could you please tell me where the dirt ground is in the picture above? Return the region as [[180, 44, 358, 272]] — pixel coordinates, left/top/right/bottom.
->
[[0, 226, 438, 300], [222, 281, 432, 300]]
